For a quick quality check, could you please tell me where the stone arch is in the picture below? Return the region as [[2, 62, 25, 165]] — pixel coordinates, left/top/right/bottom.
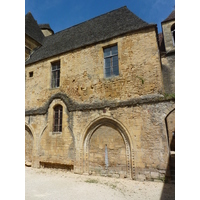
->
[[25, 123, 34, 164], [165, 108, 175, 151], [165, 108, 175, 181], [39, 98, 76, 167], [82, 116, 134, 179]]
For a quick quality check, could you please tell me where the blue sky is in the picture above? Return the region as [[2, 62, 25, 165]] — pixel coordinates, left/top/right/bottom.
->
[[25, 0, 174, 34]]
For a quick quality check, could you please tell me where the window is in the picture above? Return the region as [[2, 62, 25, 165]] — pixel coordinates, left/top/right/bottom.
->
[[53, 105, 63, 132], [171, 24, 175, 46], [104, 45, 119, 78], [29, 71, 33, 77], [51, 61, 60, 88]]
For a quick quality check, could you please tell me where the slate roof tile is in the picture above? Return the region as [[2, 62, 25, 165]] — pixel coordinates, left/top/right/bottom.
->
[[25, 12, 45, 45], [162, 10, 175, 23]]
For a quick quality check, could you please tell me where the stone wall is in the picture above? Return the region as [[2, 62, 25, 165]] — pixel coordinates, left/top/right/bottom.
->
[[72, 101, 175, 180], [25, 27, 163, 111], [41, 29, 53, 37], [25, 98, 174, 180], [88, 125, 127, 178], [25, 127, 33, 163], [161, 53, 175, 94]]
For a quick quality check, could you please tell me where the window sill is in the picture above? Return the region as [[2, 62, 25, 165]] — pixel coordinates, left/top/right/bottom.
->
[[103, 74, 120, 80], [52, 131, 62, 134], [49, 132, 62, 136]]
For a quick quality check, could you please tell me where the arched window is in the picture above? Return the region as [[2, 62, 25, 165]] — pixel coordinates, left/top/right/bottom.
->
[[53, 105, 63, 132], [171, 24, 175, 46]]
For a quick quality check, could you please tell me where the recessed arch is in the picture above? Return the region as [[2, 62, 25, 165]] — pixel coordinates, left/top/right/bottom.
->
[[165, 108, 175, 151], [25, 123, 34, 164], [165, 108, 175, 181], [82, 116, 135, 179]]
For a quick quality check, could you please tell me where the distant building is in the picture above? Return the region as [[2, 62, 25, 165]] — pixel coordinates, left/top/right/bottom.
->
[[25, 6, 175, 182]]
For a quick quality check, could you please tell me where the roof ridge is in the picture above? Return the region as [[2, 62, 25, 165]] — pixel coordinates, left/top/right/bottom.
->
[[53, 6, 127, 35]]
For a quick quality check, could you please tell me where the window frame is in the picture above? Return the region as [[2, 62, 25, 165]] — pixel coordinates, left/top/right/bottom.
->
[[53, 105, 63, 133], [51, 61, 60, 88], [103, 44, 119, 78]]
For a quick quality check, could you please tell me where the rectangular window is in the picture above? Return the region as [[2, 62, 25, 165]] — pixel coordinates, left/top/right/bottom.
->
[[51, 61, 60, 88], [104, 45, 119, 78]]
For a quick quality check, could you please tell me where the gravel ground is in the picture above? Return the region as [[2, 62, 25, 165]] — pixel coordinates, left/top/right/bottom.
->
[[25, 167, 175, 200]]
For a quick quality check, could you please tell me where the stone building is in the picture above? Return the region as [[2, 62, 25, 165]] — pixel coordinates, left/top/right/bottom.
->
[[25, 6, 175, 181], [158, 10, 175, 182]]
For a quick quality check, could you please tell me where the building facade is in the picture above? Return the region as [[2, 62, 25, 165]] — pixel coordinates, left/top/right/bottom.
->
[[25, 7, 175, 181]]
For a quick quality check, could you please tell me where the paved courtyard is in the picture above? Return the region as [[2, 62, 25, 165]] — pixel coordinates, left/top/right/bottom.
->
[[25, 167, 175, 200]]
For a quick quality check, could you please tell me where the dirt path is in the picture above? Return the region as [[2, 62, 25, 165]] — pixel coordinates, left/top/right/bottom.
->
[[25, 167, 175, 200]]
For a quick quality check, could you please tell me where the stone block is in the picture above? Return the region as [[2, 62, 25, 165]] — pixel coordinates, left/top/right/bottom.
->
[[137, 174, 146, 181], [154, 179, 162, 183], [151, 172, 159, 179], [112, 174, 120, 178]]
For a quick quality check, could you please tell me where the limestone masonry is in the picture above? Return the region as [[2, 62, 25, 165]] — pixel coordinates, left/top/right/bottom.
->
[[25, 6, 175, 182]]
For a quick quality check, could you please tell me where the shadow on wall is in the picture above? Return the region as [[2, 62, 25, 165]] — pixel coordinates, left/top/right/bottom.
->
[[160, 154, 175, 199], [160, 110, 175, 200]]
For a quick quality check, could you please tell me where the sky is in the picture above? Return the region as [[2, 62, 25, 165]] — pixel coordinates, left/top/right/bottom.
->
[[25, 0, 175, 34]]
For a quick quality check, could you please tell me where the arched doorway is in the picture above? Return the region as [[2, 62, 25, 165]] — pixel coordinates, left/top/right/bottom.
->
[[83, 117, 133, 179], [25, 125, 34, 165]]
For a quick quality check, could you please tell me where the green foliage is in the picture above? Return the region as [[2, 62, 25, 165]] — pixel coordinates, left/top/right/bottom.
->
[[85, 179, 98, 184], [136, 76, 144, 84], [110, 184, 117, 189], [164, 93, 175, 99]]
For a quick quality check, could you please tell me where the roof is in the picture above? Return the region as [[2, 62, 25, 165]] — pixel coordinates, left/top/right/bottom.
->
[[39, 24, 54, 33], [25, 12, 44, 45], [25, 6, 155, 65], [162, 10, 175, 23]]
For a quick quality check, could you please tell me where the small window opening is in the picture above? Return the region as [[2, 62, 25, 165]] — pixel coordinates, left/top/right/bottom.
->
[[29, 71, 33, 77]]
